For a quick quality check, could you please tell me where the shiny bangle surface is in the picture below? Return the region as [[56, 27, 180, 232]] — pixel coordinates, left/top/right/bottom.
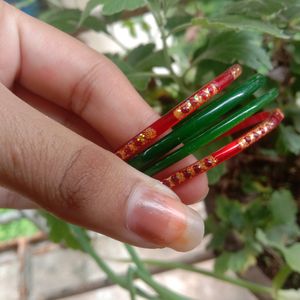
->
[[144, 89, 278, 176], [162, 109, 284, 188], [128, 74, 266, 170], [115, 64, 242, 161]]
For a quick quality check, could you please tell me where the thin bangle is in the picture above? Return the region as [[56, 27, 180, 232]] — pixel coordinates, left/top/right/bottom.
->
[[128, 74, 266, 170], [162, 109, 284, 188], [115, 64, 242, 161], [144, 88, 278, 176]]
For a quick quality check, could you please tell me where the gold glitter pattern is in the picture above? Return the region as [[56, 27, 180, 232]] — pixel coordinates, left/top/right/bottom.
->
[[173, 83, 219, 120], [116, 128, 157, 160], [162, 155, 218, 188]]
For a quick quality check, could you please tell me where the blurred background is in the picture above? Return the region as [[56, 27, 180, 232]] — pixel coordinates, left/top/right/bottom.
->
[[1, 1, 300, 299]]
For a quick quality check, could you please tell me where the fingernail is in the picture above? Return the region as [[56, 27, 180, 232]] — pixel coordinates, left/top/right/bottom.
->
[[126, 182, 204, 251]]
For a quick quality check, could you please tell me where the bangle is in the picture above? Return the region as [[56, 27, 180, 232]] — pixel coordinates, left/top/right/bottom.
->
[[161, 109, 284, 188], [128, 74, 266, 171], [144, 88, 279, 176], [115, 64, 242, 161]]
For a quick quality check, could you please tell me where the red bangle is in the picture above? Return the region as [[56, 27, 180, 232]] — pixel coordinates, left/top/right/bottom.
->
[[115, 64, 242, 161], [161, 109, 284, 189]]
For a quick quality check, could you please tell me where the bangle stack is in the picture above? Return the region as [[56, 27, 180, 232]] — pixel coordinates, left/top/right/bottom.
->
[[115, 64, 284, 189]]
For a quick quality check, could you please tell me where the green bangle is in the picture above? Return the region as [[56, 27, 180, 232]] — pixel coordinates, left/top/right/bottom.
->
[[143, 88, 278, 176], [129, 74, 266, 171]]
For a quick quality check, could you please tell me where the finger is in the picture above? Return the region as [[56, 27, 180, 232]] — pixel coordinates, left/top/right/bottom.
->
[[15, 85, 208, 205], [1, 2, 154, 147], [0, 187, 37, 209], [0, 83, 204, 251], [13, 84, 111, 150], [1, 2, 208, 204]]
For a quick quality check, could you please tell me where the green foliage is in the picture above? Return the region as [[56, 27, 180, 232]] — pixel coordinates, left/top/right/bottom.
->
[[269, 190, 297, 225], [192, 15, 289, 39], [108, 44, 166, 90], [95, 0, 145, 16], [208, 188, 300, 277], [277, 125, 300, 155], [0, 218, 38, 241], [196, 31, 272, 72], [40, 9, 105, 33], [42, 212, 90, 251], [278, 288, 300, 300], [215, 249, 257, 274]]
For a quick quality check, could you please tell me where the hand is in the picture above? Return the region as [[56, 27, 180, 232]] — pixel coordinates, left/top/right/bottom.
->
[[0, 1, 208, 251]]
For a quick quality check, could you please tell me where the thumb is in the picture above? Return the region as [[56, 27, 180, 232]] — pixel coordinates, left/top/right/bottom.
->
[[0, 84, 204, 251]]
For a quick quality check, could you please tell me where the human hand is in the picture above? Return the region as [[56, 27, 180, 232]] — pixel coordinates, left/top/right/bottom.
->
[[0, 1, 208, 251]]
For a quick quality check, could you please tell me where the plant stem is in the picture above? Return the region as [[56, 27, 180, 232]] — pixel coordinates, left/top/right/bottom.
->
[[147, 0, 192, 96], [136, 268, 191, 300], [125, 244, 189, 300], [125, 244, 150, 276], [106, 29, 129, 52], [143, 259, 274, 296], [167, 22, 193, 37], [182, 52, 205, 79], [272, 264, 292, 293], [71, 225, 126, 286], [69, 225, 157, 299], [127, 267, 137, 300]]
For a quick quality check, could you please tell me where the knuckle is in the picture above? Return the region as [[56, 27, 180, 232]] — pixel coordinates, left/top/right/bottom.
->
[[68, 61, 104, 116], [56, 144, 113, 211]]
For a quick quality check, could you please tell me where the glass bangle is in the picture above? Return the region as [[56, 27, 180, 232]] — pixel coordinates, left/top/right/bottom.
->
[[162, 109, 284, 188]]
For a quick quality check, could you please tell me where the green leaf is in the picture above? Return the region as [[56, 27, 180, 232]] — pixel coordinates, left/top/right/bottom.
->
[[216, 196, 245, 229], [127, 73, 151, 90], [293, 115, 300, 133], [40, 9, 81, 33], [281, 243, 300, 273], [108, 54, 151, 90], [205, 217, 228, 250], [265, 223, 300, 245], [278, 125, 300, 155], [270, 189, 297, 225], [224, 0, 285, 20], [98, 0, 146, 16], [43, 213, 89, 251], [256, 228, 279, 248], [126, 44, 166, 72], [192, 15, 289, 39], [244, 200, 271, 229], [166, 16, 191, 31], [215, 252, 230, 274], [0, 218, 38, 242], [256, 228, 287, 253], [40, 9, 105, 33], [135, 50, 166, 71], [79, 0, 100, 27], [196, 31, 272, 71], [256, 230, 300, 272], [278, 289, 300, 300], [215, 249, 256, 274], [127, 44, 156, 67], [229, 249, 256, 273]]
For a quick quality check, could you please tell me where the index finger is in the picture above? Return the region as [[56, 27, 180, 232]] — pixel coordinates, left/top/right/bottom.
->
[[0, 2, 208, 203]]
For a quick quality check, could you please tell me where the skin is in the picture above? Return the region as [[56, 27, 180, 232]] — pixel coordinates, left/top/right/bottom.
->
[[0, 1, 208, 249]]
